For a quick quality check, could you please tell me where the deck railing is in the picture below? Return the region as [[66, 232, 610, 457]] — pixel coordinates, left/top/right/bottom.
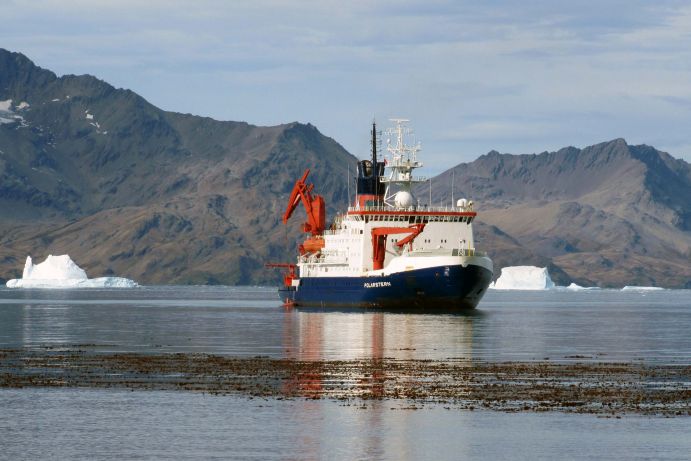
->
[[379, 176, 427, 183], [347, 204, 474, 213]]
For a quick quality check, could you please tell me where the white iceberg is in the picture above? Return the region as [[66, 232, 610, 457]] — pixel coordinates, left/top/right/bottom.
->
[[565, 282, 583, 290], [6, 255, 138, 288], [621, 286, 664, 291], [489, 265, 555, 290], [556, 282, 600, 291]]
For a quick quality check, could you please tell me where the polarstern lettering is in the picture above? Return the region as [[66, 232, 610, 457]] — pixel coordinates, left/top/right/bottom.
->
[[364, 281, 392, 288]]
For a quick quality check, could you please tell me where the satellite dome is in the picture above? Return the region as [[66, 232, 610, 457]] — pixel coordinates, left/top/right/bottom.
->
[[394, 191, 414, 208]]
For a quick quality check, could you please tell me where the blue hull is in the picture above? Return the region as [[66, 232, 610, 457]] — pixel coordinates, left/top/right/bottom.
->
[[279, 264, 492, 310]]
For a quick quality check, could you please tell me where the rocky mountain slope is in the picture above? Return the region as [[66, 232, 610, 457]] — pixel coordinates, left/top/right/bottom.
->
[[2, 48, 689, 287], [422, 141, 691, 287], [0, 49, 357, 284]]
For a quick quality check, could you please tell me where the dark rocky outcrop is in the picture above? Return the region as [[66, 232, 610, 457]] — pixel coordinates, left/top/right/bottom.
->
[[422, 140, 691, 287], [0, 49, 357, 284]]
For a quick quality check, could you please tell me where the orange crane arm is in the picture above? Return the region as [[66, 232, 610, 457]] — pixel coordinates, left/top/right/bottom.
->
[[283, 169, 310, 224], [395, 224, 426, 248], [371, 224, 425, 270], [282, 168, 326, 236]]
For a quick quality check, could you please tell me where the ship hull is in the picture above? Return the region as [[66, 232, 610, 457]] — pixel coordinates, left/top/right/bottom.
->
[[279, 262, 492, 310]]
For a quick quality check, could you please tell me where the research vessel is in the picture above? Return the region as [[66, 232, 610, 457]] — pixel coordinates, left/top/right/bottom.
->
[[273, 119, 493, 310]]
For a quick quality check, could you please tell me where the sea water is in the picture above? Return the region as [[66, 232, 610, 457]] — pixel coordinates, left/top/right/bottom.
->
[[1, 287, 690, 460]]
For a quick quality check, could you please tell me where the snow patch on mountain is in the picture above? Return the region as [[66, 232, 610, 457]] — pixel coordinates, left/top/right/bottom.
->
[[84, 109, 106, 134], [0, 99, 29, 126]]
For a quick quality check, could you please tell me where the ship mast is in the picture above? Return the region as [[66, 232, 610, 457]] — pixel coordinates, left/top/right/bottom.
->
[[381, 119, 426, 208], [372, 120, 379, 200]]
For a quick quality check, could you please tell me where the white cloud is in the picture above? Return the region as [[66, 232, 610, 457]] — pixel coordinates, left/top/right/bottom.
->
[[1, 1, 690, 167]]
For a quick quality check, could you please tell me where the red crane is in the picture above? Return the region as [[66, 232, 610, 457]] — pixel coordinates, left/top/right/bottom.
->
[[282, 168, 327, 255], [267, 169, 326, 296], [371, 224, 426, 270], [283, 168, 326, 236]]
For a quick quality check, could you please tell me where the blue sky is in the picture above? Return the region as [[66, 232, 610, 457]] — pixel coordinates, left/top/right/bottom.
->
[[2, 0, 691, 172]]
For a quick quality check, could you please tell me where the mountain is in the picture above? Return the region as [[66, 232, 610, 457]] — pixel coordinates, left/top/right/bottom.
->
[[2, 49, 689, 288], [0, 49, 357, 284], [422, 140, 691, 288]]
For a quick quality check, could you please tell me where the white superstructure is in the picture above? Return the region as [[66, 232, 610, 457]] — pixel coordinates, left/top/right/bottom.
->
[[294, 119, 491, 281]]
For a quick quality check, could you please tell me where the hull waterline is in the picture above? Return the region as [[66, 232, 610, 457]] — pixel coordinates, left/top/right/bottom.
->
[[280, 263, 492, 310]]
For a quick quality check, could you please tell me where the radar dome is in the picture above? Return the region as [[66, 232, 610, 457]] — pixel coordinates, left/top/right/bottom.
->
[[457, 198, 467, 209], [394, 191, 414, 208]]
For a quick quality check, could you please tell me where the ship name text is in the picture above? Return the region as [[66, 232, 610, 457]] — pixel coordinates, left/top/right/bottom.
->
[[364, 281, 392, 288]]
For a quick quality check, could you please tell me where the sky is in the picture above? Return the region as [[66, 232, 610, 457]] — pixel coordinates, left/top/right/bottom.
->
[[2, 0, 691, 173]]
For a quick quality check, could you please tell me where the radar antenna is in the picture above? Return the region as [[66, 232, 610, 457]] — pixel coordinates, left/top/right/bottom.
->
[[380, 119, 426, 208]]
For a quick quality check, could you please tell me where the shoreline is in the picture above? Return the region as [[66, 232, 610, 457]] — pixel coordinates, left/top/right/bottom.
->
[[1, 347, 689, 416]]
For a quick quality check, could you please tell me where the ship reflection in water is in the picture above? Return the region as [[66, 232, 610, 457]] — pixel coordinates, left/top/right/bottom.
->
[[283, 309, 479, 361], [281, 309, 480, 397], [280, 310, 480, 459]]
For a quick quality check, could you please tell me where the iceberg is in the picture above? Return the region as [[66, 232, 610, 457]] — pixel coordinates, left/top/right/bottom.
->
[[621, 286, 664, 291], [489, 266, 602, 291], [489, 265, 555, 290], [557, 282, 600, 291], [565, 282, 583, 290], [6, 255, 138, 288]]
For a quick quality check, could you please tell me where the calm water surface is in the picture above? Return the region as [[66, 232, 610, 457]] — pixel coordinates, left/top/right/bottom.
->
[[0, 286, 689, 363], [2, 388, 690, 461], [1, 286, 690, 460]]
